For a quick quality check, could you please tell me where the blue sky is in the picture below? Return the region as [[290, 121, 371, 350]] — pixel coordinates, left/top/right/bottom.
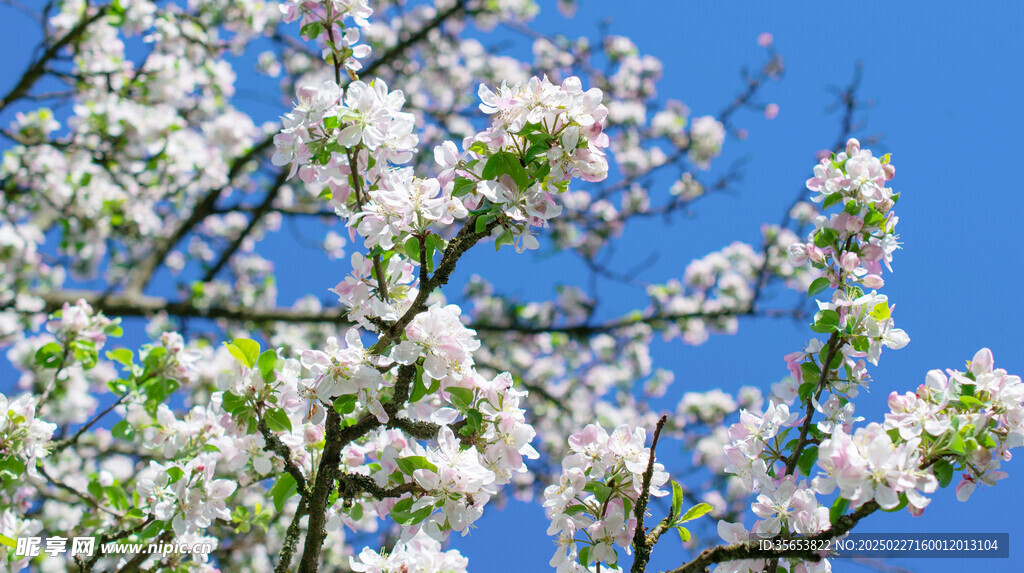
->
[[2, 1, 1023, 572], [447, 2, 1024, 572]]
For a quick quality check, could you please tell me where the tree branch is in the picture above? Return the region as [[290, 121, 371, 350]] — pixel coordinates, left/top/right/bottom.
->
[[0, 6, 108, 112], [630, 414, 668, 573], [666, 502, 879, 573]]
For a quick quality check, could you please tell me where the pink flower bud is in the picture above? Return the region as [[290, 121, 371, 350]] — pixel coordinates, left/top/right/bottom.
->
[[764, 103, 779, 120], [757, 32, 774, 47], [840, 252, 859, 272], [846, 138, 860, 156], [304, 424, 325, 444], [883, 163, 896, 180], [844, 215, 863, 233], [862, 274, 885, 288], [806, 245, 825, 265], [860, 244, 884, 261]]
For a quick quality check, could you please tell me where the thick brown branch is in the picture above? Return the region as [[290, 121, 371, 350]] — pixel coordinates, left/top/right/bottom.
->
[[275, 498, 308, 573], [298, 408, 344, 573]]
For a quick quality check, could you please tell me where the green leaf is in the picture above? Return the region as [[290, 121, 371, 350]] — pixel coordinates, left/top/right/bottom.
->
[[868, 302, 891, 321], [271, 473, 298, 513], [333, 394, 357, 415], [843, 199, 860, 215], [933, 458, 954, 488], [829, 496, 849, 524], [864, 209, 885, 228], [0, 457, 25, 479], [166, 467, 185, 484], [947, 431, 967, 456], [396, 456, 438, 476], [563, 504, 589, 515], [677, 526, 691, 543], [578, 545, 592, 566], [323, 115, 340, 130], [140, 377, 177, 416], [390, 497, 432, 525], [405, 236, 422, 262], [797, 446, 818, 476], [112, 420, 135, 440], [678, 502, 713, 523], [34, 342, 64, 369], [426, 233, 446, 257], [452, 177, 476, 197], [481, 151, 529, 190], [0, 534, 17, 549], [851, 336, 870, 352], [72, 339, 98, 370], [798, 381, 816, 401], [300, 21, 323, 39], [474, 213, 495, 234], [409, 365, 429, 403], [813, 228, 837, 249], [584, 481, 614, 503], [257, 349, 278, 382], [494, 229, 514, 251], [447, 387, 474, 409], [810, 309, 840, 333], [822, 193, 843, 210], [264, 408, 292, 433], [106, 348, 133, 366], [468, 141, 488, 155], [222, 391, 248, 414], [800, 362, 821, 383], [105, 485, 129, 511], [670, 480, 683, 519], [126, 508, 146, 520], [140, 520, 166, 539], [225, 338, 260, 369], [959, 395, 983, 409], [807, 277, 830, 297], [461, 408, 483, 436], [523, 143, 549, 164]]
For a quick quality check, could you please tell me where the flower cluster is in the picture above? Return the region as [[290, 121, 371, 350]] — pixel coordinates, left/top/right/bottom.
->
[[391, 303, 481, 384], [45, 298, 116, 351], [790, 138, 898, 291], [476, 76, 610, 183], [711, 144, 1024, 573], [544, 423, 669, 572], [135, 457, 237, 536], [350, 530, 468, 573], [271, 77, 418, 194], [0, 393, 56, 472], [814, 422, 936, 514], [886, 348, 1024, 502], [280, 0, 373, 72], [645, 227, 811, 346]]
